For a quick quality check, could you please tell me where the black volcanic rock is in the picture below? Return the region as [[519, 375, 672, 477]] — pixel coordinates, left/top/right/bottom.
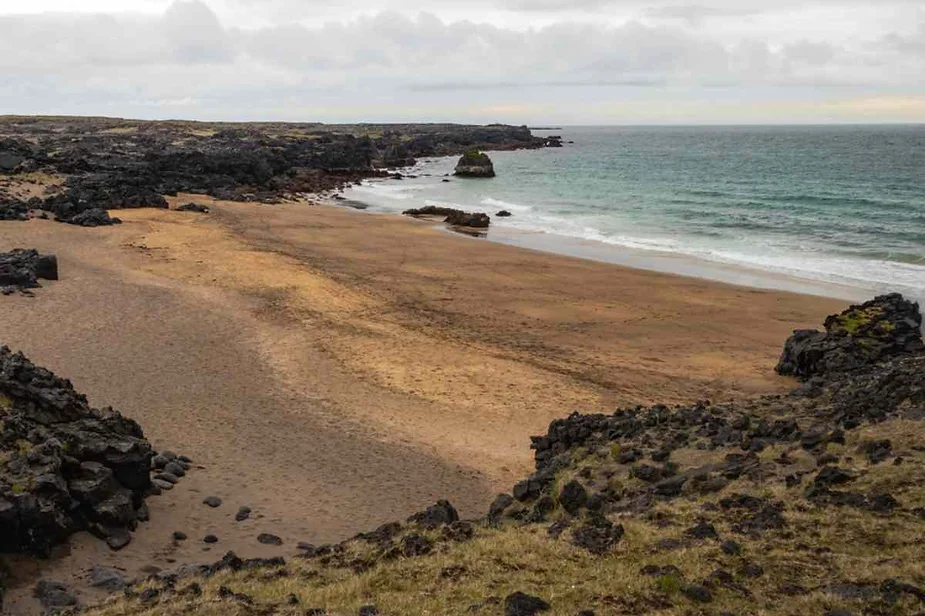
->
[[504, 591, 550, 615], [175, 203, 210, 213], [59, 208, 122, 227], [0, 249, 58, 294], [454, 150, 495, 178], [776, 294, 922, 379], [403, 205, 491, 229], [444, 210, 490, 228], [0, 346, 153, 557]]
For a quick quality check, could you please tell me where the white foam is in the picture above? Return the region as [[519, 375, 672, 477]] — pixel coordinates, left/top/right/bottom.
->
[[481, 197, 533, 213]]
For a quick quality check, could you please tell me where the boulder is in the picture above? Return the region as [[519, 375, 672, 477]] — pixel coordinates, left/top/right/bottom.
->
[[454, 151, 495, 178], [0, 347, 153, 557], [444, 210, 490, 228], [776, 294, 923, 379], [0, 250, 58, 293], [59, 208, 122, 227]]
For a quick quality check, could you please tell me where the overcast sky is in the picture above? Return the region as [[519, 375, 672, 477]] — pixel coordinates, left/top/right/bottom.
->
[[1, 0, 923, 124]]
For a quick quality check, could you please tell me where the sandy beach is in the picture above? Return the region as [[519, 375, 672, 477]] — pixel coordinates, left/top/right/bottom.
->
[[0, 196, 845, 613]]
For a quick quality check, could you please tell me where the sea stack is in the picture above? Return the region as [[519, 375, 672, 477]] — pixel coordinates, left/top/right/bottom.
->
[[454, 150, 495, 178]]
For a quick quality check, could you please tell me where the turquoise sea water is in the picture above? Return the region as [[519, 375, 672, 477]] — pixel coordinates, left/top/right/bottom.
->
[[345, 126, 925, 302]]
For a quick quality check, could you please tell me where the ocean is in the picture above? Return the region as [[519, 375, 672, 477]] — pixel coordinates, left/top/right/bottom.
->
[[343, 125, 925, 303]]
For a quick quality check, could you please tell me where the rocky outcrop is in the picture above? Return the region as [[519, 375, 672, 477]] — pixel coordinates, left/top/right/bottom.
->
[[0, 250, 58, 295], [444, 210, 490, 228], [59, 208, 122, 227], [454, 151, 495, 178], [0, 347, 153, 557], [776, 293, 922, 379], [403, 205, 491, 229], [0, 119, 552, 221]]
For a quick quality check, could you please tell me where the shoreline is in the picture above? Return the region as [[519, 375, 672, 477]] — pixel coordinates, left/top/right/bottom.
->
[[340, 151, 923, 306], [333, 190, 873, 304]]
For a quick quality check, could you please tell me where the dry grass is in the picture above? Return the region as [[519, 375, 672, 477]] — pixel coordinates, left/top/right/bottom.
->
[[83, 415, 925, 615]]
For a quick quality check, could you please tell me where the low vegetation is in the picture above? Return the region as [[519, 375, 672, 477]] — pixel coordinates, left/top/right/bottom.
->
[[81, 295, 925, 615]]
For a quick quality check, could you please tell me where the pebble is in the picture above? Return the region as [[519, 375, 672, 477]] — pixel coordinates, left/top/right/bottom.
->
[[179, 455, 193, 464], [154, 472, 180, 484], [151, 455, 170, 469], [203, 496, 223, 508], [172, 531, 188, 541], [204, 534, 219, 544], [164, 462, 186, 478], [152, 479, 174, 491], [33, 580, 78, 610], [89, 567, 128, 592], [257, 533, 283, 546], [235, 506, 252, 522]]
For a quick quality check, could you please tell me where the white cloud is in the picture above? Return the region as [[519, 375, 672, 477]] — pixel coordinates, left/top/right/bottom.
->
[[0, 0, 922, 123]]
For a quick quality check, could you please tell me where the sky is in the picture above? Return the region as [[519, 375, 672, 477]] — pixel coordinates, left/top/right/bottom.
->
[[0, 0, 923, 124]]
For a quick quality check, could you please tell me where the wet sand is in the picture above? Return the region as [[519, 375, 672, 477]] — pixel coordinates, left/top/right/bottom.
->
[[0, 196, 844, 613]]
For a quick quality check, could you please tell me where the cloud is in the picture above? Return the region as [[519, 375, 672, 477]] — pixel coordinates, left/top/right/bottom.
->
[[0, 0, 923, 122]]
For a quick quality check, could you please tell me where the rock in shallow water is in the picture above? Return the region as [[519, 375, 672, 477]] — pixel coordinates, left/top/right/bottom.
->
[[454, 150, 496, 178]]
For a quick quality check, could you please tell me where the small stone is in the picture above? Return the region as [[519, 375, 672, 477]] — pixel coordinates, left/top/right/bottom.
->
[[401, 533, 432, 556], [178, 455, 193, 463], [152, 479, 174, 490], [152, 455, 170, 469], [89, 567, 128, 592], [682, 584, 713, 603], [106, 529, 132, 551], [720, 539, 742, 555], [685, 521, 719, 541], [203, 496, 223, 508], [164, 462, 186, 477], [235, 506, 252, 522], [154, 472, 179, 484], [173, 531, 188, 541], [558, 480, 588, 516], [204, 534, 219, 544], [257, 533, 283, 546], [34, 580, 78, 610], [358, 606, 379, 616], [504, 591, 550, 616], [287, 593, 300, 605], [162, 450, 178, 460]]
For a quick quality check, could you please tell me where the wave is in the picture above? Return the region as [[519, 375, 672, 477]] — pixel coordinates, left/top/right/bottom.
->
[[481, 197, 533, 213]]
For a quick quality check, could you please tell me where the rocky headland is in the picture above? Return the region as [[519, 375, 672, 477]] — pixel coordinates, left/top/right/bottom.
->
[[6, 293, 920, 615], [0, 118, 550, 227]]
